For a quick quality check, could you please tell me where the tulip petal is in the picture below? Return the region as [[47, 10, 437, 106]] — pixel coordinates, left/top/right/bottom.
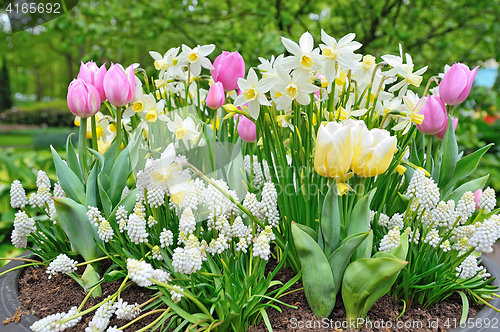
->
[[439, 64, 467, 105]]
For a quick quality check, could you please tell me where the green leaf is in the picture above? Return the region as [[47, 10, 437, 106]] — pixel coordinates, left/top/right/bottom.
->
[[51, 146, 86, 204], [389, 231, 409, 260], [88, 148, 105, 173], [102, 142, 118, 175], [321, 181, 341, 257], [442, 143, 493, 196], [342, 256, 407, 326], [86, 163, 98, 207], [53, 197, 103, 261], [65, 133, 82, 181], [328, 231, 370, 296], [291, 222, 335, 317], [436, 116, 459, 188], [294, 223, 318, 242], [108, 146, 132, 205], [445, 175, 489, 203], [98, 173, 112, 218], [457, 291, 469, 325], [348, 189, 376, 260]]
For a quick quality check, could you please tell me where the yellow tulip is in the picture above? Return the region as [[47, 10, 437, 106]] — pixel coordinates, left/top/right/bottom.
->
[[314, 121, 354, 178], [351, 128, 397, 177]]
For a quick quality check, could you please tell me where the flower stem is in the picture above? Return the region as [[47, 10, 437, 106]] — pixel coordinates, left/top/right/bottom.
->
[[79, 118, 88, 182], [0, 263, 45, 278], [115, 107, 122, 159], [426, 135, 433, 172], [91, 115, 98, 151], [120, 308, 170, 331]]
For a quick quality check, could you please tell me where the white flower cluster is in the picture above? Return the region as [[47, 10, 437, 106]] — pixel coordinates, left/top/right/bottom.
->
[[456, 192, 476, 224], [479, 187, 496, 213], [87, 206, 106, 227], [456, 254, 490, 280], [242, 182, 280, 227], [115, 206, 128, 233], [170, 285, 184, 303], [423, 228, 441, 248], [10, 180, 27, 209], [179, 178, 205, 210], [112, 299, 141, 320], [406, 169, 439, 211], [252, 226, 274, 260], [379, 227, 401, 252], [30, 306, 80, 332], [468, 216, 500, 253], [28, 171, 52, 209], [179, 208, 196, 234], [127, 258, 154, 287], [98, 220, 114, 243], [160, 228, 174, 248], [85, 298, 114, 332], [53, 182, 66, 198], [203, 179, 238, 219], [46, 254, 78, 279], [244, 155, 272, 187], [126, 203, 149, 244], [11, 210, 36, 248]]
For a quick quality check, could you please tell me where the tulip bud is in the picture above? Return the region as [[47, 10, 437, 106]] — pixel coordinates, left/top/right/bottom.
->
[[474, 189, 482, 209], [103, 64, 136, 107], [67, 79, 101, 118], [206, 82, 225, 109], [77, 61, 107, 102], [435, 117, 458, 141], [439, 63, 479, 106], [211, 51, 245, 92], [314, 122, 354, 178], [415, 95, 447, 135], [237, 115, 256, 143]]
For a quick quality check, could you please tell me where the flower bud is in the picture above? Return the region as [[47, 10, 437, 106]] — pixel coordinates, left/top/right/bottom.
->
[[77, 61, 107, 102], [439, 63, 478, 106], [103, 64, 136, 107], [474, 189, 482, 210], [206, 82, 225, 109], [237, 115, 256, 143], [416, 95, 447, 135], [211, 51, 245, 92], [67, 79, 101, 118], [314, 121, 354, 178]]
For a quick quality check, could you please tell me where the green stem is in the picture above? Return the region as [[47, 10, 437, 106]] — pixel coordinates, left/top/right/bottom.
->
[[0, 263, 45, 278], [91, 115, 98, 151], [121, 309, 170, 331], [79, 118, 88, 182], [77, 283, 102, 312], [115, 107, 122, 159], [426, 135, 433, 172]]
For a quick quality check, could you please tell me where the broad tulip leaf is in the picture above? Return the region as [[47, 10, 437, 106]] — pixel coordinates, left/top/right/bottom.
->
[[86, 163, 99, 208], [108, 188, 137, 223], [51, 146, 86, 205], [128, 131, 143, 172], [102, 142, 118, 175], [292, 223, 335, 317], [348, 189, 376, 260], [88, 148, 105, 173], [328, 231, 370, 296], [445, 175, 489, 203], [342, 256, 407, 326], [109, 146, 132, 206], [65, 134, 82, 182], [295, 223, 318, 242], [389, 231, 409, 261], [98, 173, 112, 218], [442, 143, 493, 196], [321, 181, 341, 257], [53, 197, 103, 262]]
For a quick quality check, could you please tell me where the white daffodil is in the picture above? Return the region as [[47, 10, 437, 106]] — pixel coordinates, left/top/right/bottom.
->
[[378, 97, 403, 128], [337, 95, 369, 120], [234, 68, 275, 119], [150, 47, 186, 79], [274, 65, 319, 110], [180, 44, 215, 77], [382, 51, 428, 98], [320, 30, 362, 83], [353, 54, 377, 87], [166, 114, 203, 146], [280, 32, 322, 73], [258, 54, 284, 81], [124, 93, 167, 125], [175, 81, 207, 108], [151, 143, 190, 199], [392, 90, 424, 134]]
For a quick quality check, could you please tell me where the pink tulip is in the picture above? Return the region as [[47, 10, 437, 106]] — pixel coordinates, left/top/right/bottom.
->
[[211, 51, 245, 92], [237, 115, 256, 143], [206, 82, 225, 109], [415, 95, 447, 135], [435, 117, 458, 140], [67, 79, 101, 118], [474, 189, 483, 209], [439, 63, 479, 106], [77, 61, 107, 102], [103, 64, 136, 107]]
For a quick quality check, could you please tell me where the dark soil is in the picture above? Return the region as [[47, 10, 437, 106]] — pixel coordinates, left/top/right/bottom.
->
[[248, 259, 483, 332], [16, 263, 162, 331], [12, 258, 485, 332]]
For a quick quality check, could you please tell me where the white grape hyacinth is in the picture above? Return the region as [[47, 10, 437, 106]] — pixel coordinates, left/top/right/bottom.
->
[[11, 210, 36, 249], [30, 306, 81, 332], [379, 227, 401, 252], [170, 285, 184, 303], [46, 254, 77, 279], [479, 187, 496, 213], [127, 258, 154, 287], [10, 180, 27, 209]]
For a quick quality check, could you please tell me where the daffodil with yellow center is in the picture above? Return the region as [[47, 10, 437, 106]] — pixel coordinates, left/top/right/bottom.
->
[[180, 44, 215, 77], [320, 30, 362, 83], [166, 114, 203, 146], [362, 55, 376, 70], [392, 90, 425, 134], [132, 101, 143, 113], [146, 109, 159, 122], [382, 50, 428, 98], [280, 32, 322, 74], [234, 68, 274, 120]]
